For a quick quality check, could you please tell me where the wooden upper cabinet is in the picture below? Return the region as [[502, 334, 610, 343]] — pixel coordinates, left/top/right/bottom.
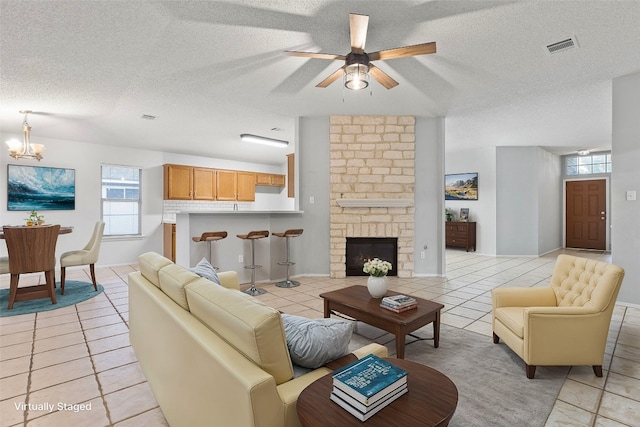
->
[[164, 164, 217, 200], [237, 172, 256, 201], [256, 173, 285, 187], [164, 164, 193, 200], [193, 167, 216, 200], [216, 170, 238, 201]]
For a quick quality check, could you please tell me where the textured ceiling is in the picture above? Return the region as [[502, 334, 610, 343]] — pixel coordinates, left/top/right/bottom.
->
[[1, 0, 639, 165]]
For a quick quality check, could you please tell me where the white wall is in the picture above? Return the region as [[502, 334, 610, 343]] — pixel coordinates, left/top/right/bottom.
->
[[537, 149, 562, 254], [612, 71, 640, 306], [445, 146, 497, 254]]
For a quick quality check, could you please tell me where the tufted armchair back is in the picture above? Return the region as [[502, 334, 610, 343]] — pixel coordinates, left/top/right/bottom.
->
[[550, 254, 624, 310]]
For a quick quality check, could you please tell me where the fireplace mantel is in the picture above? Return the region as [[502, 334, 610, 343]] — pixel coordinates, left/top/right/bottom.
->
[[336, 198, 414, 208]]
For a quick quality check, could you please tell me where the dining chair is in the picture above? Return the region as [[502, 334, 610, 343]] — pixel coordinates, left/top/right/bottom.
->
[[4, 224, 61, 309], [60, 221, 105, 294]]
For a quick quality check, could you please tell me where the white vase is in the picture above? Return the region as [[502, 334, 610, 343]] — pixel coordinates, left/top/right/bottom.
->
[[367, 275, 389, 298]]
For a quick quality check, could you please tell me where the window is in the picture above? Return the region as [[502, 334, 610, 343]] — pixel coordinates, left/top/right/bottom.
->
[[101, 165, 141, 236], [565, 153, 611, 176]]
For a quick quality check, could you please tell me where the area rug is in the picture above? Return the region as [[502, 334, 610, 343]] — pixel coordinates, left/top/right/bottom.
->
[[349, 322, 569, 427], [0, 281, 104, 317]]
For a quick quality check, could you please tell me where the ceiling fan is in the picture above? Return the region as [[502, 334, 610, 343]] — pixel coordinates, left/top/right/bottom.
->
[[284, 13, 436, 90]]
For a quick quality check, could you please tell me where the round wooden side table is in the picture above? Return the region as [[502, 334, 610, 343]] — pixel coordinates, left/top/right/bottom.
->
[[296, 358, 458, 426]]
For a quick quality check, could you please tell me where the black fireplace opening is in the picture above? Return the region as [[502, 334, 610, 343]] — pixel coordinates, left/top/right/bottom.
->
[[345, 237, 398, 276]]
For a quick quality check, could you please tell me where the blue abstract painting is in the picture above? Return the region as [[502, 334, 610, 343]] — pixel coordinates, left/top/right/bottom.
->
[[7, 165, 75, 211]]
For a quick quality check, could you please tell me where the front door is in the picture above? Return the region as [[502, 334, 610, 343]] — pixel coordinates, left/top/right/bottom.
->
[[565, 179, 607, 250]]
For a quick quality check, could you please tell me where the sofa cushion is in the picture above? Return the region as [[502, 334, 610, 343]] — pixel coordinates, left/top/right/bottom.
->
[[190, 258, 221, 285], [185, 279, 294, 385], [158, 264, 202, 310], [138, 252, 174, 289], [281, 314, 353, 368]]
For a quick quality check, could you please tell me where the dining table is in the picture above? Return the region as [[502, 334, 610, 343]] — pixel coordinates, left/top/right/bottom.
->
[[0, 225, 73, 239]]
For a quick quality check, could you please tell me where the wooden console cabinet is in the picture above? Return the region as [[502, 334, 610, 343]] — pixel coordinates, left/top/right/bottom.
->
[[445, 221, 476, 252]]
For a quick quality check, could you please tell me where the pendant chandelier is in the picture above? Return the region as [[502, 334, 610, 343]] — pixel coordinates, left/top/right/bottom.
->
[[5, 110, 45, 161]]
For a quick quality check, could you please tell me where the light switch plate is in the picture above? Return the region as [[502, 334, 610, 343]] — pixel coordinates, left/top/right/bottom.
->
[[626, 190, 637, 201]]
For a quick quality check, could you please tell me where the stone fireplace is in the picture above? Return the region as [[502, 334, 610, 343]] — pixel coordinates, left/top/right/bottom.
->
[[329, 115, 415, 278]]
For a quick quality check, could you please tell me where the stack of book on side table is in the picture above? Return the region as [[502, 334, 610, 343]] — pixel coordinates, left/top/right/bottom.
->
[[380, 295, 417, 313], [330, 354, 408, 421]]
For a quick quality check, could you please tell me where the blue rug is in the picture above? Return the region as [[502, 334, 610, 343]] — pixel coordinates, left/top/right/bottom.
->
[[0, 280, 104, 317]]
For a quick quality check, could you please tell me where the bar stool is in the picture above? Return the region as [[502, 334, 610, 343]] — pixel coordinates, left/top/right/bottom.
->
[[192, 231, 227, 270], [236, 230, 269, 296], [272, 229, 303, 288]]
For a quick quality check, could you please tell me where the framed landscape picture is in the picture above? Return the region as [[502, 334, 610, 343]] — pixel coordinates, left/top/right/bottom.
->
[[7, 164, 76, 211], [445, 172, 478, 200]]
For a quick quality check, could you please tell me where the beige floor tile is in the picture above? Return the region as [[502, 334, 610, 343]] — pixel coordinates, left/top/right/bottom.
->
[[463, 320, 493, 337], [34, 320, 82, 341], [604, 372, 640, 402], [598, 391, 640, 426], [440, 312, 473, 328], [0, 342, 32, 362], [0, 355, 31, 378], [558, 379, 602, 412], [31, 343, 90, 370], [104, 382, 160, 424], [86, 333, 130, 355], [544, 398, 595, 426], [0, 372, 29, 401], [594, 415, 632, 426], [77, 307, 119, 321], [26, 397, 109, 427], [0, 329, 33, 347], [26, 376, 101, 420], [0, 319, 35, 337], [29, 357, 94, 392], [33, 330, 85, 354], [83, 322, 129, 342], [445, 305, 486, 320], [614, 343, 640, 363], [0, 394, 26, 426], [80, 314, 124, 330], [97, 362, 146, 394], [610, 356, 640, 380], [114, 407, 169, 426], [91, 346, 138, 373], [568, 365, 608, 388], [35, 313, 79, 329]]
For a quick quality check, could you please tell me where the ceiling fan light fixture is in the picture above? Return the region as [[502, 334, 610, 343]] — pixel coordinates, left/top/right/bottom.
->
[[240, 134, 288, 147], [344, 63, 370, 90]]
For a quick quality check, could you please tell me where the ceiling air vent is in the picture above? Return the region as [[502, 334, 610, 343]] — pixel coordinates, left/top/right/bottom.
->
[[545, 36, 579, 54], [141, 114, 157, 120]]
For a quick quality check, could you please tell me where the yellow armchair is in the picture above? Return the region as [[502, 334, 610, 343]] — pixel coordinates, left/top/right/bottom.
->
[[492, 254, 625, 379]]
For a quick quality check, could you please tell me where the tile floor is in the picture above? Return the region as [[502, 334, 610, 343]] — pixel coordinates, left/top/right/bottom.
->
[[1, 249, 638, 426]]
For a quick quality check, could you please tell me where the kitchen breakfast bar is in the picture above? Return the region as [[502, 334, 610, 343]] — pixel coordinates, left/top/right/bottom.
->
[[169, 210, 304, 285]]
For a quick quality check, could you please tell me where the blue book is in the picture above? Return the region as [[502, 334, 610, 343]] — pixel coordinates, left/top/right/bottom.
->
[[332, 354, 408, 405]]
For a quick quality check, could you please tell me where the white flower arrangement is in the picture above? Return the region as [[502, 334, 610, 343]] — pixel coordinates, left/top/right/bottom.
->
[[363, 258, 393, 277]]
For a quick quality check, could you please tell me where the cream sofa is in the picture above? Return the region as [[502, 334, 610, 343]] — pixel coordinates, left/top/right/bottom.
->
[[492, 254, 625, 379], [129, 252, 387, 427]]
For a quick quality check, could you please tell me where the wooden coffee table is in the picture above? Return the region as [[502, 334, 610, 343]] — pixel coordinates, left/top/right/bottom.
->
[[320, 285, 444, 359], [297, 357, 458, 426]]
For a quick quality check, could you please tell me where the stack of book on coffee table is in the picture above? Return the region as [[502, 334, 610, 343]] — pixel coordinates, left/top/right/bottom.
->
[[330, 354, 408, 421], [380, 294, 417, 313]]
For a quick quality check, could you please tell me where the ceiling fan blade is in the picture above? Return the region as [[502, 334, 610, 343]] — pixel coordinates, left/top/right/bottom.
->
[[368, 42, 436, 61], [349, 13, 369, 54], [284, 51, 346, 61], [369, 64, 399, 90], [316, 66, 345, 88]]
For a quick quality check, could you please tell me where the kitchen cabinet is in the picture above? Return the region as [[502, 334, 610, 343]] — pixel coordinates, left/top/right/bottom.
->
[[163, 223, 176, 262], [256, 173, 285, 187], [163, 164, 216, 200], [287, 153, 294, 198], [445, 222, 476, 252], [217, 170, 256, 201]]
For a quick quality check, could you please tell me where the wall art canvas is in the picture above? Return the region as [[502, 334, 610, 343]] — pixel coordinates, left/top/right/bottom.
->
[[7, 164, 76, 211], [445, 172, 478, 200]]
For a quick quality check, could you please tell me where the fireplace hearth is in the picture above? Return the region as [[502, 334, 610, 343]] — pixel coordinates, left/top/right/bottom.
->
[[345, 237, 398, 276]]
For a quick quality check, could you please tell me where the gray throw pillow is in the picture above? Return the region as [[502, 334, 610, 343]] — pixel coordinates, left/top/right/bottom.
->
[[281, 314, 353, 368], [190, 258, 221, 285]]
